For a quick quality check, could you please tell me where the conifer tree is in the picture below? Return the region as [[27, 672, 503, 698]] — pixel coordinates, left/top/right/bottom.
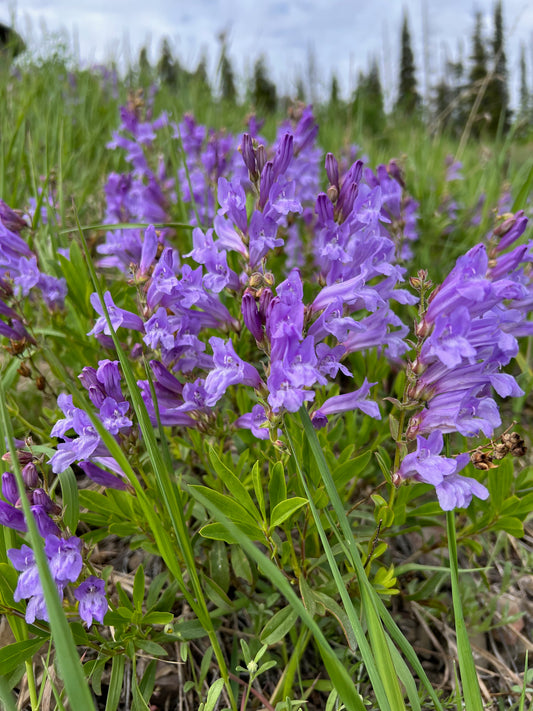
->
[[252, 57, 277, 113], [518, 44, 530, 123], [157, 38, 178, 87], [138, 47, 152, 85], [395, 14, 421, 114], [194, 54, 212, 100], [218, 33, 237, 104], [353, 59, 385, 131], [467, 12, 491, 135], [485, 0, 510, 133], [330, 74, 340, 107]]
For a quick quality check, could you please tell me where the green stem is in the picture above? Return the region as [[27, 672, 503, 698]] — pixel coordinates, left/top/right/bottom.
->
[[25, 660, 38, 711], [446, 509, 483, 711]]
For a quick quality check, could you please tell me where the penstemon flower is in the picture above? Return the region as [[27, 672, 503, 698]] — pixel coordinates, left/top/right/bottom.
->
[[395, 210, 532, 509]]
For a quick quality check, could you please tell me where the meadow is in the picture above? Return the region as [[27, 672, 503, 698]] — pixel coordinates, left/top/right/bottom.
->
[[0, 49, 532, 711]]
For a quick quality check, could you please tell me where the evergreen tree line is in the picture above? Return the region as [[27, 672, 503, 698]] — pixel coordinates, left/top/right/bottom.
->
[[135, 2, 530, 136]]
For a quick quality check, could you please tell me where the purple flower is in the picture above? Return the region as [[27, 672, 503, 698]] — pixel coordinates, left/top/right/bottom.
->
[[25, 594, 51, 624], [74, 576, 108, 626], [396, 431, 489, 511], [234, 404, 270, 440], [312, 378, 381, 429], [45, 535, 83, 584], [88, 291, 144, 336], [398, 431, 457, 485], [0, 500, 27, 532], [99, 397, 132, 435], [248, 211, 283, 267], [434, 471, 489, 510], [78, 461, 128, 490], [30, 505, 61, 538], [49, 409, 106, 473], [267, 360, 315, 413], [2, 471, 19, 505], [204, 337, 263, 406], [8, 545, 41, 601]]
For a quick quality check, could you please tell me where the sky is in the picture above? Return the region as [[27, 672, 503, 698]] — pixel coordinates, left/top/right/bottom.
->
[[2, 0, 533, 107]]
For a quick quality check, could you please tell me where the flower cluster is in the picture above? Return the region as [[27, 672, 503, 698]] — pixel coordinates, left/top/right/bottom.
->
[[0, 200, 66, 347], [44, 104, 421, 479], [396, 210, 532, 509], [8, 537, 107, 626], [1, 449, 108, 626], [49, 359, 132, 487], [1, 463, 60, 537]]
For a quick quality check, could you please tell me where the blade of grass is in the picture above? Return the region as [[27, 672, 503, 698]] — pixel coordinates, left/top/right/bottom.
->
[[285, 416, 396, 711], [446, 510, 483, 711], [295, 408, 405, 709], [0, 378, 97, 711], [296, 408, 445, 710]]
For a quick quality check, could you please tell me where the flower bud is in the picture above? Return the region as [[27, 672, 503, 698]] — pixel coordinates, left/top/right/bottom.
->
[[2, 472, 19, 505], [22, 462, 39, 488], [242, 293, 263, 341], [241, 133, 257, 177], [256, 145, 267, 174], [325, 153, 339, 188], [326, 185, 339, 204]]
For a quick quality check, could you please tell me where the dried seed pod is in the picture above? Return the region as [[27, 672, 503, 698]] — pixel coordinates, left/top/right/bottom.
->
[[501, 432, 527, 457], [492, 443, 508, 460], [470, 450, 497, 470], [17, 362, 31, 378]]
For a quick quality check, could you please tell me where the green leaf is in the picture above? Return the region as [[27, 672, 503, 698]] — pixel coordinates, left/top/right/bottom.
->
[[209, 540, 230, 593], [299, 576, 316, 618], [488, 458, 513, 511], [203, 678, 225, 711], [59, 466, 79, 533], [190, 486, 263, 537], [133, 565, 145, 613], [136, 640, 168, 657], [230, 546, 254, 584], [268, 461, 287, 512], [260, 606, 299, 646], [142, 612, 174, 626], [0, 639, 47, 676], [333, 450, 372, 489], [207, 446, 260, 521], [199, 522, 242, 545], [203, 576, 234, 611], [313, 591, 357, 651], [512, 162, 533, 212], [270, 497, 308, 528], [491, 517, 524, 538], [251, 460, 266, 520]]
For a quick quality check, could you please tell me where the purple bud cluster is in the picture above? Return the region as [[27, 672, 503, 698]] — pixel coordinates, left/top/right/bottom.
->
[[0, 200, 66, 344]]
